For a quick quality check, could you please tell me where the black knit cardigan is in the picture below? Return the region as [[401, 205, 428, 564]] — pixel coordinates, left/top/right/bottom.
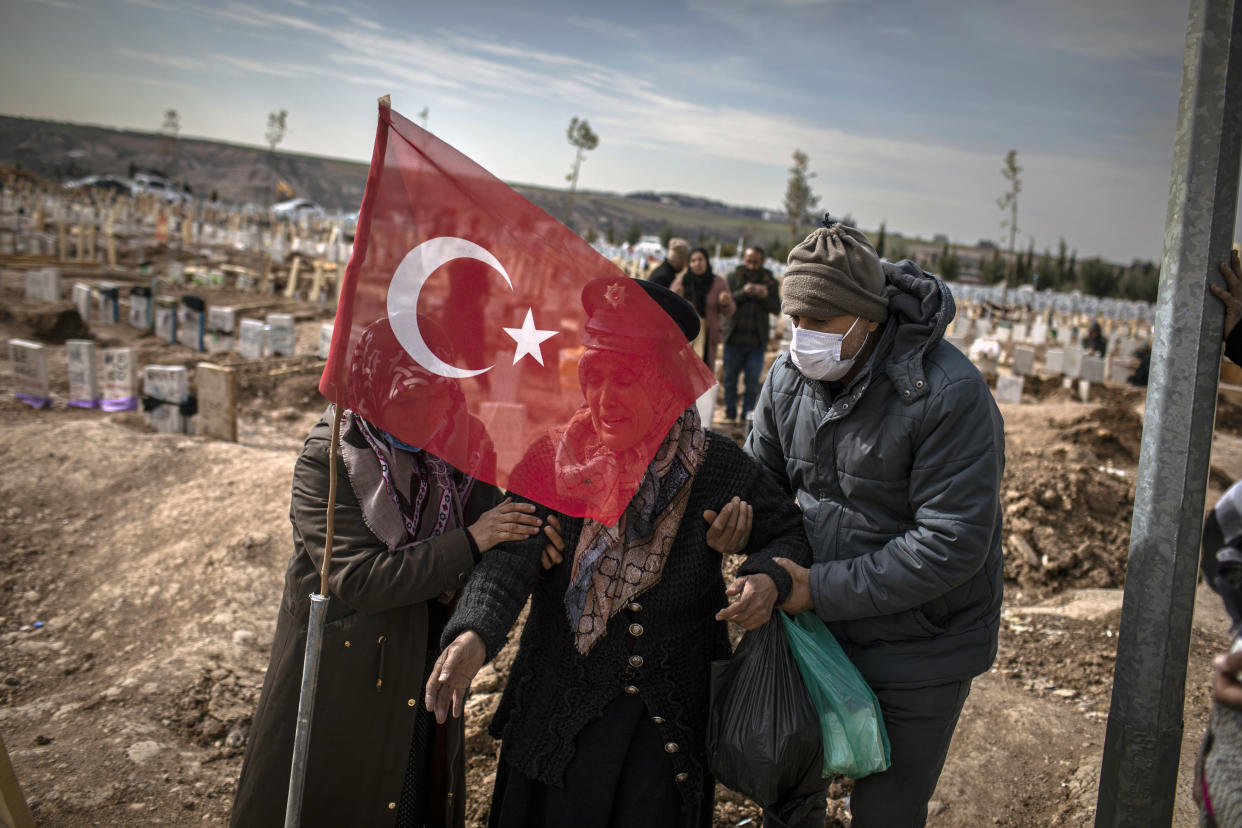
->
[[441, 431, 812, 811]]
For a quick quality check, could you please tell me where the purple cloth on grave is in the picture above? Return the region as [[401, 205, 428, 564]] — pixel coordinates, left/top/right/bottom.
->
[[15, 393, 52, 409], [102, 396, 139, 412]]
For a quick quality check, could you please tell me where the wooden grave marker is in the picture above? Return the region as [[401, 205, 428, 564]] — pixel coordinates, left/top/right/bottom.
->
[[196, 363, 237, 442]]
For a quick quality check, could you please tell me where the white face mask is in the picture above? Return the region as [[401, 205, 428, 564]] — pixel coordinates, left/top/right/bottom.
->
[[790, 317, 866, 381]]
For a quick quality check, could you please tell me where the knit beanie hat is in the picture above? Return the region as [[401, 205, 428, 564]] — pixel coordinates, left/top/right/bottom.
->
[[781, 225, 888, 322]]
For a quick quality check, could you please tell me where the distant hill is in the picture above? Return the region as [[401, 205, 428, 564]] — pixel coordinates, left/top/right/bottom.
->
[[0, 114, 790, 252]]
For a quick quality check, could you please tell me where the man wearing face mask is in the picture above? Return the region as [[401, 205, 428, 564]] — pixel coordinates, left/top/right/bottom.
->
[[745, 217, 1005, 828]]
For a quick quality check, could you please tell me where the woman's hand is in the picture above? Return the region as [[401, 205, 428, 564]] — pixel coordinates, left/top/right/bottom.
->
[[541, 514, 565, 569], [467, 498, 542, 553], [703, 497, 752, 555], [716, 573, 777, 629], [425, 631, 486, 723]]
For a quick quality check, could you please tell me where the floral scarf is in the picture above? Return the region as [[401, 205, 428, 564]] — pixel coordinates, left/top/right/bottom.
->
[[564, 407, 707, 655]]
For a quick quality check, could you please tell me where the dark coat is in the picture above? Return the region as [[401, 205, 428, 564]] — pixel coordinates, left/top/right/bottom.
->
[[442, 431, 812, 818], [230, 412, 500, 828], [746, 260, 1005, 689], [724, 267, 781, 348]]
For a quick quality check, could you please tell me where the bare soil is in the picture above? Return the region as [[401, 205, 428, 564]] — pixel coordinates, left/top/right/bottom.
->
[[0, 272, 1235, 827]]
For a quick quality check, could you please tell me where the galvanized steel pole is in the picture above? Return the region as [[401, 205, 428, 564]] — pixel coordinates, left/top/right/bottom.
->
[[1095, 0, 1242, 825]]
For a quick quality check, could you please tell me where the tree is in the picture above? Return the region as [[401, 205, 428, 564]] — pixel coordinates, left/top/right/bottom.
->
[[875, 221, 887, 259], [1077, 258, 1118, 297], [266, 109, 288, 153], [658, 223, 673, 249], [981, 249, 1006, 284], [939, 244, 961, 282], [160, 109, 180, 176], [997, 149, 1022, 286], [564, 116, 599, 227], [606, 218, 617, 245], [783, 149, 820, 245]]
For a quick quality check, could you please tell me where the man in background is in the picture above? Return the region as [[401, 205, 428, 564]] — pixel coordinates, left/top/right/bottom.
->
[[648, 237, 689, 288], [722, 245, 781, 424]]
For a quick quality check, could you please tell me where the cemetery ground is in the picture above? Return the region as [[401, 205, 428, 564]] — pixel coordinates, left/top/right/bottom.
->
[[1, 278, 1239, 827]]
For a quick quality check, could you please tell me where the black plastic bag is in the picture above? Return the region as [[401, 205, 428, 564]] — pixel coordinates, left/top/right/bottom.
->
[[706, 616, 824, 808]]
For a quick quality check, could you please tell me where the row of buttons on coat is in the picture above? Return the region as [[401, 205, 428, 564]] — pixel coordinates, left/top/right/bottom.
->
[[623, 601, 686, 781]]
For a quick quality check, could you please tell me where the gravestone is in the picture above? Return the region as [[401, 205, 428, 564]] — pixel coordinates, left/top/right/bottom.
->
[[1062, 345, 1085, 379], [154, 297, 178, 343], [196, 363, 237, 442], [1030, 320, 1048, 345], [207, 307, 236, 355], [974, 318, 992, 338], [1012, 345, 1036, 377], [97, 283, 120, 325], [1080, 354, 1106, 384], [238, 318, 267, 360], [1108, 355, 1132, 385], [9, 339, 51, 408], [73, 282, 93, 322], [65, 339, 99, 408], [318, 323, 334, 360], [179, 296, 206, 352], [26, 268, 61, 303], [143, 365, 191, 434], [994, 326, 1012, 343], [166, 262, 185, 284], [101, 347, 138, 411], [266, 313, 296, 356], [1012, 323, 1028, 343], [128, 286, 153, 330], [995, 374, 1024, 404], [1044, 348, 1065, 375]]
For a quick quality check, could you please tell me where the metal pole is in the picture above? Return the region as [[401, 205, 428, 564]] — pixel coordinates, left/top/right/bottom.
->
[[1095, 0, 1242, 825], [284, 592, 329, 828]]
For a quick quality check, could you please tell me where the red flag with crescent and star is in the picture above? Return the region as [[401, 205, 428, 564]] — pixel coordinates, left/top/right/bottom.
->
[[319, 102, 715, 525]]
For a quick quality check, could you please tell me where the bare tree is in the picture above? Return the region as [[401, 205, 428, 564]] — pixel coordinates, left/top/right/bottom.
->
[[265, 110, 288, 205], [160, 109, 180, 177], [783, 150, 820, 244], [417, 107, 429, 130], [564, 116, 599, 228], [997, 149, 1022, 286]]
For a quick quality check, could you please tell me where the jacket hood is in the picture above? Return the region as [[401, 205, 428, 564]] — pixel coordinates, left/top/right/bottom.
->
[[877, 259, 955, 403]]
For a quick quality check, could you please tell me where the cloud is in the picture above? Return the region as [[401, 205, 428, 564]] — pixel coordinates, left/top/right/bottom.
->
[[114, 46, 208, 72]]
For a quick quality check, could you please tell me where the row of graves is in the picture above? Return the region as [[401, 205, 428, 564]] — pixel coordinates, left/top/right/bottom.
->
[[8, 277, 336, 445], [944, 283, 1156, 405]]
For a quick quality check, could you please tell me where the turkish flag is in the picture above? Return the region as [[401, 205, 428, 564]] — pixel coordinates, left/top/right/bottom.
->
[[320, 103, 714, 525]]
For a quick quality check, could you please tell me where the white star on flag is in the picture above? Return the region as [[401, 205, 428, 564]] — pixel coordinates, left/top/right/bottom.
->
[[503, 308, 558, 366]]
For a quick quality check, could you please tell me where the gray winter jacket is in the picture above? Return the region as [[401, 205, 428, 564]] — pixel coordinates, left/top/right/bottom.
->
[[745, 260, 1004, 688]]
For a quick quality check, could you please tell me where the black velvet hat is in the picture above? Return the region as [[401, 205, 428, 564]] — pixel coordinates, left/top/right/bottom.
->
[[581, 276, 699, 353]]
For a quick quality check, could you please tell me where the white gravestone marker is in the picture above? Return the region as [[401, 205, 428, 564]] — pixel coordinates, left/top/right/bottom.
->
[[101, 347, 138, 411], [995, 374, 1025, 404], [1062, 346, 1085, 379], [128, 287, 153, 330], [1080, 354, 1106, 384], [143, 365, 191, 434], [318, 323, 334, 360], [9, 339, 51, 408], [1044, 348, 1065, 375], [73, 282, 93, 321], [97, 283, 120, 325], [207, 307, 237, 355], [266, 313, 296, 356], [179, 297, 206, 352], [1030, 320, 1048, 346], [1012, 345, 1036, 377], [238, 318, 267, 360], [154, 297, 178, 343], [65, 339, 100, 408]]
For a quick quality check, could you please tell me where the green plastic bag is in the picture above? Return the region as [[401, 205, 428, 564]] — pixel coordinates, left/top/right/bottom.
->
[[779, 610, 891, 779]]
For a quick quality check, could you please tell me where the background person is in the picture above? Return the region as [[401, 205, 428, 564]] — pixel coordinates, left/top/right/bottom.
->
[[648, 236, 690, 288], [723, 245, 781, 424], [746, 220, 1005, 827], [425, 278, 811, 828]]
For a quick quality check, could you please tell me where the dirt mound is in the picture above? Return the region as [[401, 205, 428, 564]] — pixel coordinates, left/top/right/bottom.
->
[[1057, 400, 1144, 466], [0, 302, 91, 344], [1020, 375, 1075, 402]]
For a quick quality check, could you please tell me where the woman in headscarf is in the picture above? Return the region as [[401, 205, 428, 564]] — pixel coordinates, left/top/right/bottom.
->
[[671, 246, 735, 369], [230, 317, 554, 828], [425, 279, 811, 828]]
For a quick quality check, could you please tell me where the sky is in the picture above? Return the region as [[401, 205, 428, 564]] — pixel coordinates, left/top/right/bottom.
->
[[1, 0, 1237, 263]]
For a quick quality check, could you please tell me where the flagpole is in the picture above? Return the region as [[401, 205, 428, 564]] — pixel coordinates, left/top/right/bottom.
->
[[284, 403, 344, 828]]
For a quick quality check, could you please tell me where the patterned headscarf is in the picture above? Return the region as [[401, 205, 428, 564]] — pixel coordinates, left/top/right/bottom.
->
[[564, 406, 706, 654]]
